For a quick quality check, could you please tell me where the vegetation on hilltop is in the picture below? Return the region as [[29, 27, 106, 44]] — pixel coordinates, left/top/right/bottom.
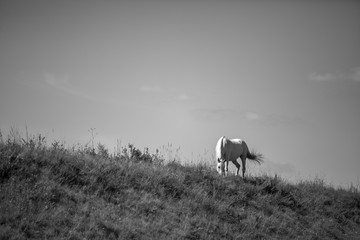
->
[[0, 131, 360, 239]]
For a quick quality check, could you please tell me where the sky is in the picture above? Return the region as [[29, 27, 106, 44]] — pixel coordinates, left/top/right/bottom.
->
[[1, 0, 360, 187]]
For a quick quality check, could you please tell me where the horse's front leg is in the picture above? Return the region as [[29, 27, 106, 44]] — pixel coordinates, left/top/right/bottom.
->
[[225, 160, 230, 176]]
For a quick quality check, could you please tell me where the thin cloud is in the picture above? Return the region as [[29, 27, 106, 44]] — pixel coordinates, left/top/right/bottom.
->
[[43, 73, 92, 100], [309, 67, 360, 82], [245, 112, 305, 126], [192, 108, 304, 126], [350, 67, 360, 82], [192, 108, 255, 122], [192, 109, 260, 122], [245, 111, 261, 121], [178, 94, 191, 101], [308, 72, 338, 82], [191, 107, 236, 121], [265, 114, 305, 126], [139, 84, 192, 103], [43, 73, 124, 105]]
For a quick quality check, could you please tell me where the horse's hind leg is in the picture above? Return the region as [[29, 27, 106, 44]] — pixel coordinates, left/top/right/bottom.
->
[[232, 160, 240, 176], [241, 155, 246, 178]]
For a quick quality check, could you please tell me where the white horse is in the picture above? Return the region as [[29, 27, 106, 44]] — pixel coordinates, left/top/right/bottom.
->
[[216, 136, 263, 177]]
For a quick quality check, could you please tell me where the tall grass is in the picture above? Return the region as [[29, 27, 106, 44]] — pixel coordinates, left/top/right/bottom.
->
[[0, 130, 359, 239]]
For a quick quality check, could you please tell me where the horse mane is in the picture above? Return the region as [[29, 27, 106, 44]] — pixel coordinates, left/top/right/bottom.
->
[[215, 136, 226, 160]]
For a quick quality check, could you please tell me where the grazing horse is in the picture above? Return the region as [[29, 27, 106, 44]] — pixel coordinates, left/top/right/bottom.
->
[[216, 136, 263, 177]]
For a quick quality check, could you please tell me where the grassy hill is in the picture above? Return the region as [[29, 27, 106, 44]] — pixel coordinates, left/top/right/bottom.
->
[[1, 133, 360, 239]]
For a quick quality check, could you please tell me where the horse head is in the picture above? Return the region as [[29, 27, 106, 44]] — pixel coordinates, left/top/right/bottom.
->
[[217, 158, 225, 175]]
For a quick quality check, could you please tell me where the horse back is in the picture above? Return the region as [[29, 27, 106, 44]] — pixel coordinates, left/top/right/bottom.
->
[[229, 139, 249, 160]]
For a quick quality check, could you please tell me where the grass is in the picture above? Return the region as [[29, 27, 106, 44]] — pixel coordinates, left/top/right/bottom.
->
[[1, 131, 360, 239]]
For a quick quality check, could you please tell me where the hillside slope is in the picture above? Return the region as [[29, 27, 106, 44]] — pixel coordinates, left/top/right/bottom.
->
[[1, 136, 360, 239]]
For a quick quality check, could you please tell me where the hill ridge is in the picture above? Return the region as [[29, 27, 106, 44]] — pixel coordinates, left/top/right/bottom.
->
[[1, 135, 360, 239]]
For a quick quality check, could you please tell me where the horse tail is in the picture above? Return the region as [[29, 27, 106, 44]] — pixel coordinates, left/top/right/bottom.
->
[[247, 150, 264, 164]]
